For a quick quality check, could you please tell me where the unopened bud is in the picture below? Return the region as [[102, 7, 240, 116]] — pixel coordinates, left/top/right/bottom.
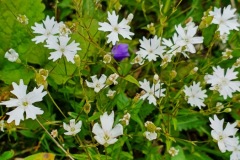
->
[[74, 54, 80, 67], [83, 102, 91, 114], [153, 74, 159, 84], [145, 121, 157, 132], [106, 73, 119, 85], [223, 108, 232, 113], [127, 13, 134, 23], [103, 54, 112, 64], [17, 14, 29, 25], [147, 23, 156, 35], [170, 70, 177, 79]]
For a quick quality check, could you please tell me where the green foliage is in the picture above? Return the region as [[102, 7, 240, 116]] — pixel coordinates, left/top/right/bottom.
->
[[1, 0, 240, 160]]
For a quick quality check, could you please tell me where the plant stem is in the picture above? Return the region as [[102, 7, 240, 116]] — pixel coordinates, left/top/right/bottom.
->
[[36, 118, 74, 160], [47, 91, 67, 118]]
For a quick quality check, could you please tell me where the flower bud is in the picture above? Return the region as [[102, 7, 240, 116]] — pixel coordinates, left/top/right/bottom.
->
[[106, 73, 119, 85], [74, 54, 81, 67], [153, 74, 159, 84], [145, 121, 157, 132], [223, 108, 231, 113], [170, 70, 177, 79], [103, 53, 112, 64], [147, 23, 156, 35], [17, 14, 29, 25], [83, 102, 91, 114], [222, 48, 233, 60], [119, 113, 131, 126]]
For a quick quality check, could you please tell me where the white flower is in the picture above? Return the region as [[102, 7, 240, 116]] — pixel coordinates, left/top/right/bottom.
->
[[59, 23, 71, 36], [119, 113, 131, 125], [106, 89, 116, 97], [144, 121, 160, 141], [0, 120, 4, 132], [144, 131, 157, 141], [220, 33, 229, 43], [168, 147, 179, 157], [45, 36, 81, 63], [136, 36, 166, 62], [86, 75, 107, 93], [4, 49, 19, 62], [205, 66, 240, 99], [183, 81, 207, 109], [209, 5, 240, 36], [51, 129, 58, 138], [106, 73, 119, 85], [63, 119, 82, 136], [209, 115, 238, 153], [92, 111, 123, 146], [222, 48, 233, 60], [139, 79, 165, 105], [131, 54, 145, 65], [175, 24, 203, 54], [31, 16, 60, 44], [0, 79, 47, 125], [230, 143, 240, 160], [233, 58, 240, 68], [98, 11, 134, 45]]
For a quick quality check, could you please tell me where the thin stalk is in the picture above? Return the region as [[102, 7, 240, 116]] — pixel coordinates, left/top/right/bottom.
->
[[36, 118, 74, 160], [47, 91, 67, 118]]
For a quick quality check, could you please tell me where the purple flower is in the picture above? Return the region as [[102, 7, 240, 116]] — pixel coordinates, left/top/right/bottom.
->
[[112, 44, 130, 61]]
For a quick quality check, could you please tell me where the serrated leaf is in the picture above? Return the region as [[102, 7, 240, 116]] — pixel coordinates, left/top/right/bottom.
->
[[124, 75, 140, 87], [0, 0, 46, 65], [115, 91, 130, 110], [24, 153, 55, 160]]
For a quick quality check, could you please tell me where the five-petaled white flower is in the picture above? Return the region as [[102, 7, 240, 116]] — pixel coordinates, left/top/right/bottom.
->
[[205, 66, 240, 99], [45, 36, 81, 63], [209, 115, 238, 153], [136, 36, 166, 62], [98, 11, 134, 45], [31, 16, 60, 44], [175, 24, 203, 54], [4, 49, 19, 62], [92, 111, 123, 146], [0, 79, 47, 125], [139, 79, 165, 105], [209, 5, 240, 36], [183, 81, 207, 109], [63, 119, 82, 136], [86, 74, 107, 93]]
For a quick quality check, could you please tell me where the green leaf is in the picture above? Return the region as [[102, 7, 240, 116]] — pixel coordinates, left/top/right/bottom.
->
[[0, 150, 14, 160], [115, 91, 130, 110], [24, 153, 55, 160], [171, 146, 186, 160], [19, 130, 37, 138], [88, 112, 101, 121], [0, 63, 34, 84], [45, 58, 77, 85], [0, 0, 46, 65], [176, 114, 206, 131], [123, 75, 140, 87]]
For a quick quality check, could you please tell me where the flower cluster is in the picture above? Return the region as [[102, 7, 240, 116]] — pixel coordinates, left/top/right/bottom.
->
[[31, 16, 81, 63], [209, 115, 240, 159]]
